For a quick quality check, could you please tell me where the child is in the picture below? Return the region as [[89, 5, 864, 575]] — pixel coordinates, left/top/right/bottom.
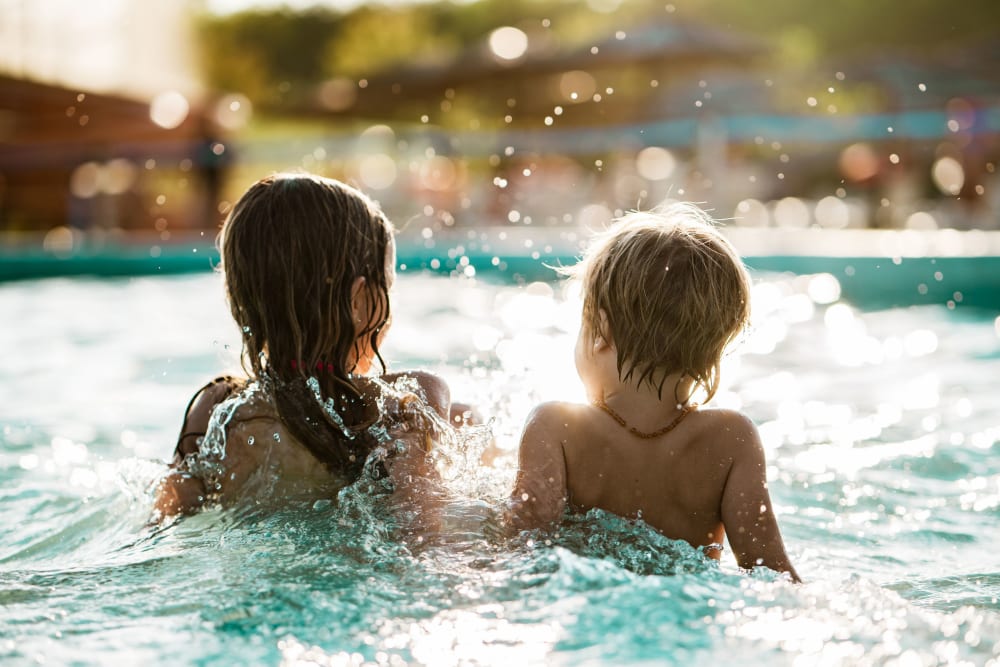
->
[[154, 173, 449, 519], [505, 203, 800, 582]]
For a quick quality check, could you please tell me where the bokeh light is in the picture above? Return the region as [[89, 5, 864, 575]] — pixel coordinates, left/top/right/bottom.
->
[[814, 196, 849, 229], [420, 156, 458, 191], [359, 154, 397, 190], [318, 78, 357, 111], [734, 199, 769, 227], [489, 27, 529, 61], [102, 159, 137, 195], [931, 156, 964, 196], [360, 124, 396, 145], [773, 197, 810, 228], [576, 203, 612, 229], [905, 211, 938, 230], [559, 70, 597, 103], [839, 142, 879, 182], [42, 226, 76, 255], [69, 162, 102, 199], [807, 273, 842, 304], [213, 93, 252, 129], [149, 91, 189, 129], [635, 147, 676, 181]]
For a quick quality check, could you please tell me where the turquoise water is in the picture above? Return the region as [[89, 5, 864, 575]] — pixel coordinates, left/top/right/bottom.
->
[[1, 272, 999, 666]]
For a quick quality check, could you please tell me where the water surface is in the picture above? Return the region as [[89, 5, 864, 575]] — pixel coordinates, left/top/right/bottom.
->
[[1, 272, 998, 665]]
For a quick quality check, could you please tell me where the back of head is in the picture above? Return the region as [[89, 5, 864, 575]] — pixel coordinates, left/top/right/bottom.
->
[[219, 173, 393, 479], [573, 202, 750, 403]]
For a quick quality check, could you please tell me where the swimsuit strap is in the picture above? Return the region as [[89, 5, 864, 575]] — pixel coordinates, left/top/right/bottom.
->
[[173, 375, 245, 462]]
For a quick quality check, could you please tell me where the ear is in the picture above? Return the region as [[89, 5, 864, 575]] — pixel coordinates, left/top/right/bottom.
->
[[594, 309, 613, 352], [350, 276, 367, 324]]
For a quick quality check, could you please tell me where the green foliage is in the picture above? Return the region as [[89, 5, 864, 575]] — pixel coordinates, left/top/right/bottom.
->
[[197, 8, 343, 102], [324, 7, 455, 78], [195, 0, 1000, 111], [670, 0, 1000, 54]]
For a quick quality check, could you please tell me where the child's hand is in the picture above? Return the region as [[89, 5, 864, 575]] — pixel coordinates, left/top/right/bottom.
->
[[152, 471, 206, 520], [384, 392, 439, 452]]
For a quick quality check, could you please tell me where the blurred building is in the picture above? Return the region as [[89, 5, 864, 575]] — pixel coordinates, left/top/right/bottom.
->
[[0, 75, 227, 238], [0, 0, 226, 241]]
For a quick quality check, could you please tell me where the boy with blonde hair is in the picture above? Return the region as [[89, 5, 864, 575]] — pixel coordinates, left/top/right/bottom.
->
[[506, 203, 800, 581]]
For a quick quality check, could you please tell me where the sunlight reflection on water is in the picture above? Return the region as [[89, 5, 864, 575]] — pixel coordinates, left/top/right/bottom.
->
[[0, 270, 999, 665]]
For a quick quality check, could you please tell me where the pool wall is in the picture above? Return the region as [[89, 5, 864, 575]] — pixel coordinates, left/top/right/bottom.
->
[[2, 228, 999, 310]]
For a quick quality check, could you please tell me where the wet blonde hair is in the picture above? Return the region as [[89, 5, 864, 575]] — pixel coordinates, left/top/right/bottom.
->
[[570, 202, 750, 404]]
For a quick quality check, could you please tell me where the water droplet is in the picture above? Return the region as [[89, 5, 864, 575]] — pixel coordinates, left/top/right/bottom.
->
[[247, 436, 255, 446]]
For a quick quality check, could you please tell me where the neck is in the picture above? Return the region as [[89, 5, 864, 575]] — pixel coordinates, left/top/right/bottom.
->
[[582, 342, 694, 426], [603, 372, 691, 418]]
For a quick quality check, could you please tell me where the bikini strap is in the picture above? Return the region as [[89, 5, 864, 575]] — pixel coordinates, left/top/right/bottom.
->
[[173, 375, 245, 464]]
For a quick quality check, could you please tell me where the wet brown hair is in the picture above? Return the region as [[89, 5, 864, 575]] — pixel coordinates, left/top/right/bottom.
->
[[569, 202, 751, 404], [220, 173, 393, 479]]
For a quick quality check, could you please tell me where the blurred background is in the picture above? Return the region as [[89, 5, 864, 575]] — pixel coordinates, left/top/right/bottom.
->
[[1, 0, 999, 297]]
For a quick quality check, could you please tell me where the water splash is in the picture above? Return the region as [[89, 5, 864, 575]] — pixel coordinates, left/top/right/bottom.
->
[[184, 383, 262, 496]]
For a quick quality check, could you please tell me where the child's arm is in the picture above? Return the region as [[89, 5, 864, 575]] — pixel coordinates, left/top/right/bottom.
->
[[504, 403, 570, 531], [153, 472, 206, 518], [720, 412, 801, 582], [383, 370, 451, 422], [382, 370, 484, 430], [152, 377, 241, 520]]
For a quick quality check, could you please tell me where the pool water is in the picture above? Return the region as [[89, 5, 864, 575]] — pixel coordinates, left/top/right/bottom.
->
[[1, 272, 999, 666]]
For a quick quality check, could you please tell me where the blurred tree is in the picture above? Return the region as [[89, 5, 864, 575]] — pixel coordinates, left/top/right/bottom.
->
[[677, 0, 1000, 56], [324, 7, 455, 78], [197, 8, 343, 105], [195, 0, 1000, 113]]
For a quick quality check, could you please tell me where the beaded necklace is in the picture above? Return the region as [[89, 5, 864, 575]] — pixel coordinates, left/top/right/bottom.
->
[[595, 398, 697, 439]]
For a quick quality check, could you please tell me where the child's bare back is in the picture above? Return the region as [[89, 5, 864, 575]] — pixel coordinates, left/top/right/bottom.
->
[[509, 401, 797, 580]]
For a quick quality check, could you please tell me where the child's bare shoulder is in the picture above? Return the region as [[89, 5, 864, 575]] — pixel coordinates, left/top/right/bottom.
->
[[524, 400, 590, 431], [689, 407, 763, 458]]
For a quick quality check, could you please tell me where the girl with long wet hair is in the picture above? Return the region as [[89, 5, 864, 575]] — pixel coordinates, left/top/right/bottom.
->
[[154, 173, 449, 518]]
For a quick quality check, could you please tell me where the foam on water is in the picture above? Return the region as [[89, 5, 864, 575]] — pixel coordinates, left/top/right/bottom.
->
[[1, 273, 999, 666]]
